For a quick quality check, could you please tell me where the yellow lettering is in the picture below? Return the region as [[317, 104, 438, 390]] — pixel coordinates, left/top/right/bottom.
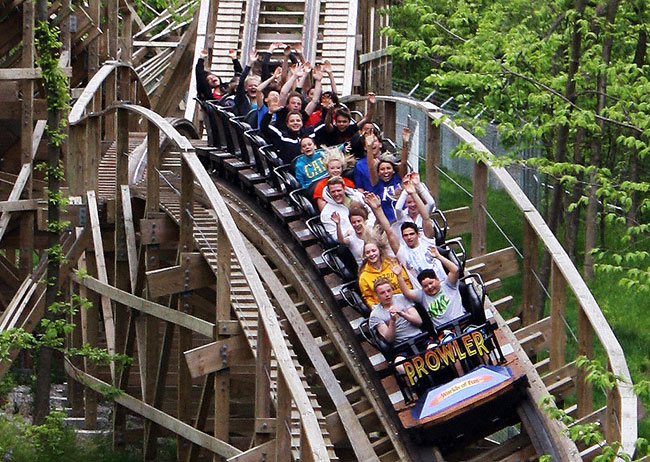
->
[[313, 158, 325, 174], [404, 362, 416, 386], [412, 356, 428, 380], [452, 340, 466, 360], [462, 334, 476, 356], [437, 342, 456, 366], [472, 331, 489, 356], [424, 350, 440, 371]]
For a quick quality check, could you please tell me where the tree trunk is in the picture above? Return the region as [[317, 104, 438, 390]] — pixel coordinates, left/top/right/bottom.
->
[[584, 0, 620, 280], [626, 27, 646, 229], [535, 0, 586, 318], [564, 127, 585, 263]]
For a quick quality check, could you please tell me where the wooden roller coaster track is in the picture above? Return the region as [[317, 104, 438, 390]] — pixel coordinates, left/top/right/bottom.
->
[[0, 0, 638, 460]]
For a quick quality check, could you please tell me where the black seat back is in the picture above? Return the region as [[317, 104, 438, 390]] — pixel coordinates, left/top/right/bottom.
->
[[305, 216, 338, 249], [458, 274, 486, 325]]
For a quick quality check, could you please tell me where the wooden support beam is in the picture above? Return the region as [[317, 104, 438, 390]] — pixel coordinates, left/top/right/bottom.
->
[[0, 199, 40, 212], [112, 107, 131, 449], [471, 160, 487, 257], [577, 308, 593, 418], [120, 185, 138, 292], [226, 439, 276, 462], [275, 373, 291, 462], [254, 319, 272, 445], [65, 359, 243, 458], [0, 164, 31, 243], [86, 190, 116, 379], [550, 260, 567, 371], [71, 273, 215, 336], [215, 220, 233, 448], [465, 247, 520, 282], [521, 219, 538, 326], [183, 335, 248, 378], [0, 68, 73, 80], [139, 216, 178, 245], [177, 156, 194, 461], [146, 253, 214, 298], [444, 206, 471, 237], [186, 372, 215, 462]]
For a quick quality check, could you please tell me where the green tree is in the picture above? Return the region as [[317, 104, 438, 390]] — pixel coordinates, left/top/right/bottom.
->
[[382, 0, 650, 307]]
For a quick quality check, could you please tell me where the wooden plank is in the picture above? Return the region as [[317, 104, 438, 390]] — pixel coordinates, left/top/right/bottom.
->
[[64, 359, 242, 458], [514, 316, 551, 352], [139, 216, 178, 245], [471, 160, 487, 257], [0, 199, 40, 212], [0, 67, 72, 80], [87, 190, 116, 379], [550, 260, 567, 371], [444, 206, 471, 237], [0, 164, 31, 242], [146, 253, 214, 298], [183, 336, 248, 378], [31, 120, 46, 158], [120, 185, 138, 292], [226, 439, 276, 462], [71, 273, 215, 336], [465, 247, 519, 282], [521, 220, 538, 326]]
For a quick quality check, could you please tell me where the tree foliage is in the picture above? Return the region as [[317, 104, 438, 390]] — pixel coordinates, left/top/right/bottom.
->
[[382, 0, 650, 290]]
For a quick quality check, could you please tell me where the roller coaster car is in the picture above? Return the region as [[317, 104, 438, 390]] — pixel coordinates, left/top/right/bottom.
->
[[360, 275, 527, 450]]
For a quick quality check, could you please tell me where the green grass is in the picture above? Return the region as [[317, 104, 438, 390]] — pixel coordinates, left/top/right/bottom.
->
[[436, 167, 650, 440]]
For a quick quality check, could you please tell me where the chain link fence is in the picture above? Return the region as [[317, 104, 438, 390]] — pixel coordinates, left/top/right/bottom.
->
[[391, 81, 541, 208]]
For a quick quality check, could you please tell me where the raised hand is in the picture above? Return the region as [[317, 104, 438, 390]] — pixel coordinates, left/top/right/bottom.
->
[[269, 41, 284, 52], [293, 42, 303, 54], [323, 60, 333, 74], [367, 92, 376, 104], [427, 245, 440, 259], [403, 178, 416, 194], [284, 44, 292, 56], [228, 49, 237, 60], [331, 211, 340, 224], [402, 126, 410, 144], [302, 61, 312, 74], [249, 48, 258, 64], [390, 262, 403, 275], [364, 191, 381, 209], [312, 63, 323, 81], [200, 49, 209, 59], [364, 133, 376, 150], [411, 172, 421, 186]]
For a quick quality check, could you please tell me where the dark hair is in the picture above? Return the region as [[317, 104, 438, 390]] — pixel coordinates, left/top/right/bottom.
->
[[322, 91, 339, 105], [334, 107, 352, 121], [400, 222, 418, 234], [263, 86, 280, 97], [417, 269, 438, 284]]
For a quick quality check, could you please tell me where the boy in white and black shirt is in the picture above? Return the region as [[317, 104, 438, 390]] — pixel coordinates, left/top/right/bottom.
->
[[392, 246, 465, 329]]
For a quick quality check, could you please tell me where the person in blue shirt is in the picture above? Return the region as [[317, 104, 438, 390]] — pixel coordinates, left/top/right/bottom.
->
[[294, 137, 328, 188], [367, 127, 410, 222]]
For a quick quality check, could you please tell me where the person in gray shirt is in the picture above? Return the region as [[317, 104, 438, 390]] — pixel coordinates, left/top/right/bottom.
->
[[369, 277, 425, 374]]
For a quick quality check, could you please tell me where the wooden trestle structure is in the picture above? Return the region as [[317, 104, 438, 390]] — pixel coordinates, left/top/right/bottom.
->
[[0, 0, 639, 460]]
